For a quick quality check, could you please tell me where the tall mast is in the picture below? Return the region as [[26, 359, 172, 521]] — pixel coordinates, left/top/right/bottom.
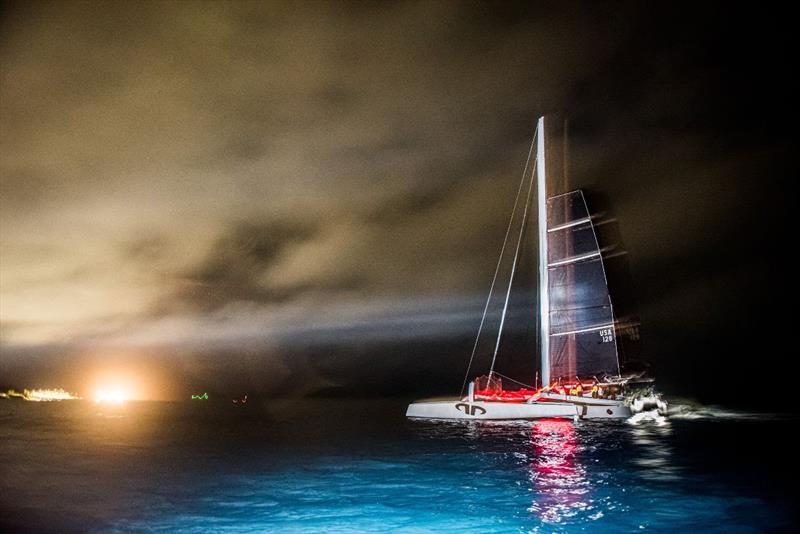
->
[[536, 117, 550, 387]]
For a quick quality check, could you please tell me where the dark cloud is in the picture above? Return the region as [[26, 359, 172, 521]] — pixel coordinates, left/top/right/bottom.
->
[[159, 219, 321, 313]]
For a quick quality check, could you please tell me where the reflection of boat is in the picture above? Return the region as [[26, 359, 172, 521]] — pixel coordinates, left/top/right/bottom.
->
[[407, 116, 640, 420], [528, 419, 588, 523]]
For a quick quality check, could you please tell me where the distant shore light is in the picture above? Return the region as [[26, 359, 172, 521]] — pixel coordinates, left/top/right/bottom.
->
[[12, 388, 82, 401]]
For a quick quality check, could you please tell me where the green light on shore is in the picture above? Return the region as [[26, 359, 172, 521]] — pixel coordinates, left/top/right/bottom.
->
[[191, 392, 208, 400]]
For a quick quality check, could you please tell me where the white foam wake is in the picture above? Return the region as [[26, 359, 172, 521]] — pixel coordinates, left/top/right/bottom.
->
[[627, 409, 668, 426]]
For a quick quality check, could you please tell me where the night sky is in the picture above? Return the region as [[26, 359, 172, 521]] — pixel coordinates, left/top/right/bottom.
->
[[1, 2, 796, 406]]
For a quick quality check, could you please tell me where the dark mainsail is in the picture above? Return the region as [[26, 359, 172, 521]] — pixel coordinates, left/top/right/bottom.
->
[[546, 191, 620, 380]]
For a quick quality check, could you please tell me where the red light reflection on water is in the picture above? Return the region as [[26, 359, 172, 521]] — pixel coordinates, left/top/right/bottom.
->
[[528, 418, 590, 524]]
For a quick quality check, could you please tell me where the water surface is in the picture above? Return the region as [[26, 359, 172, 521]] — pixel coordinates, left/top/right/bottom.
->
[[1, 399, 796, 532]]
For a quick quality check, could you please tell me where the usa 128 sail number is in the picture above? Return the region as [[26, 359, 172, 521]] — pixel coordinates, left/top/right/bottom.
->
[[599, 328, 614, 343]]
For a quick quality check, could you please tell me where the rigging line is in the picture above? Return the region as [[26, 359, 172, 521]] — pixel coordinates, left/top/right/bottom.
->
[[491, 371, 536, 390], [487, 150, 537, 382], [459, 130, 538, 398]]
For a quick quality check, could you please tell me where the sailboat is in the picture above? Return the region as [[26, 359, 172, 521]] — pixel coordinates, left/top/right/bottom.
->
[[407, 116, 649, 421]]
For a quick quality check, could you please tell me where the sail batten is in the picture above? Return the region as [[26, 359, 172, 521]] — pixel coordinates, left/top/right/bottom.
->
[[548, 251, 602, 267], [547, 217, 592, 232]]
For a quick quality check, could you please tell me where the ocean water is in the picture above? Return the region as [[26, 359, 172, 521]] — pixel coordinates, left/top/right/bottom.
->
[[0, 399, 796, 533]]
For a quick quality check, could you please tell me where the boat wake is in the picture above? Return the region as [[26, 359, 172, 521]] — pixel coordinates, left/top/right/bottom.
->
[[627, 396, 791, 423], [627, 409, 668, 426], [624, 394, 793, 425], [665, 400, 783, 421]]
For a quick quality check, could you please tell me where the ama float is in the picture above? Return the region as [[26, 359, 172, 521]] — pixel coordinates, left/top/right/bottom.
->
[[407, 116, 665, 421]]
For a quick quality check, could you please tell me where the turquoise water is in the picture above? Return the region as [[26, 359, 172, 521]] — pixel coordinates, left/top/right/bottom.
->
[[1, 399, 796, 532]]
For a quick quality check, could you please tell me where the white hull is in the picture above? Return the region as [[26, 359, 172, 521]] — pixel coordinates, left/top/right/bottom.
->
[[407, 395, 631, 421]]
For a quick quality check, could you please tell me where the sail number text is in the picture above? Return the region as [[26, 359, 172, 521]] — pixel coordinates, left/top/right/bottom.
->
[[599, 328, 614, 343]]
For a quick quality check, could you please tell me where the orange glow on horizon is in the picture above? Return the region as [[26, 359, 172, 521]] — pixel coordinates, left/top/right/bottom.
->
[[77, 349, 173, 401], [87, 367, 145, 403], [93, 387, 130, 404]]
